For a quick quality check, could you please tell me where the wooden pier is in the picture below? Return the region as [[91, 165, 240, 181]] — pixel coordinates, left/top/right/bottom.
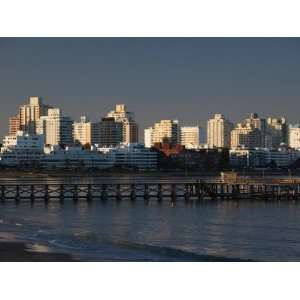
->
[[1, 180, 300, 202]]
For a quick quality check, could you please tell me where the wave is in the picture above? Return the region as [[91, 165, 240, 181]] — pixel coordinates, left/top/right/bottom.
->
[[47, 233, 255, 261]]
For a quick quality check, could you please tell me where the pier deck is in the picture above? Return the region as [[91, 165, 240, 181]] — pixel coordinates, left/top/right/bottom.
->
[[1, 180, 300, 202]]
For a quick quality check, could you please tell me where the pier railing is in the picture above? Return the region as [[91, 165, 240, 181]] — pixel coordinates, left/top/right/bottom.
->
[[1, 180, 300, 202]]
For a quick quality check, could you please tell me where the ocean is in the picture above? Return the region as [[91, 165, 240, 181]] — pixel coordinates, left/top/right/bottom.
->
[[1, 175, 300, 261]]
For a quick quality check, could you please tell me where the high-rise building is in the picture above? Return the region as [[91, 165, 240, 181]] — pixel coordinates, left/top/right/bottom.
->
[[150, 119, 179, 146], [289, 125, 300, 149], [266, 117, 288, 148], [73, 116, 92, 146], [93, 117, 123, 147], [37, 108, 73, 146], [231, 123, 262, 150], [106, 104, 138, 144], [18, 96, 51, 134], [144, 127, 153, 148], [180, 126, 203, 149], [9, 116, 20, 136], [244, 113, 267, 147], [207, 114, 233, 148]]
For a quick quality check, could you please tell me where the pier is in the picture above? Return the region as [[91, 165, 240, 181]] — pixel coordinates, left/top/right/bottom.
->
[[1, 180, 300, 202]]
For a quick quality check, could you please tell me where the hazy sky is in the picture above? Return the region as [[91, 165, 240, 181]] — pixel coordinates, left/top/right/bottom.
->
[[1, 38, 300, 139]]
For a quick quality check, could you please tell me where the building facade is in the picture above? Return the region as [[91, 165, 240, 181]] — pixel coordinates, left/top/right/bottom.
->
[[0, 131, 44, 166], [180, 126, 203, 149], [98, 143, 158, 170], [37, 108, 73, 146], [9, 116, 21, 136], [150, 119, 179, 146], [106, 104, 138, 144], [144, 127, 153, 148], [289, 125, 300, 149], [230, 147, 300, 168], [18, 96, 51, 134], [244, 113, 267, 147], [207, 114, 233, 148], [266, 117, 288, 148], [231, 123, 262, 150], [93, 117, 123, 147], [73, 116, 92, 146]]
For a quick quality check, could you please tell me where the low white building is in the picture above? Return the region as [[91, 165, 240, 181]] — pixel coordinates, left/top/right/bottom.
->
[[97, 143, 157, 170], [230, 146, 300, 168], [40, 146, 114, 170], [0, 131, 44, 166]]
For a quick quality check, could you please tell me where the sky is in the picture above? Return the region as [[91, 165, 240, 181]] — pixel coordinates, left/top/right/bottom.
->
[[0, 38, 300, 140]]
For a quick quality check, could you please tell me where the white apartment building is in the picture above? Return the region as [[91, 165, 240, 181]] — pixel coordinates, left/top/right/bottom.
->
[[180, 126, 203, 149], [0, 131, 44, 166], [106, 104, 138, 144], [148, 119, 179, 146], [266, 117, 288, 148], [144, 127, 153, 148], [207, 114, 233, 148], [37, 108, 73, 146], [97, 143, 157, 170], [231, 123, 262, 150], [41, 146, 114, 170], [18, 96, 51, 134], [289, 125, 300, 150], [73, 116, 92, 146], [230, 147, 300, 168]]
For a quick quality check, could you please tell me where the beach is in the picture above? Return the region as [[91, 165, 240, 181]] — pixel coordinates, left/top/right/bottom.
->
[[0, 233, 76, 262]]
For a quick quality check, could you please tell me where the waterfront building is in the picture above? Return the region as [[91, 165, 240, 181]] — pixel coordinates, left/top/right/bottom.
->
[[93, 117, 123, 147], [231, 123, 262, 150], [106, 104, 139, 144], [244, 113, 267, 147], [266, 117, 288, 148], [41, 146, 114, 170], [230, 146, 300, 168], [289, 125, 300, 149], [0, 131, 44, 166], [37, 108, 73, 146], [144, 127, 153, 148], [73, 116, 92, 146], [18, 96, 52, 134], [149, 119, 179, 146], [180, 126, 203, 149], [9, 116, 20, 136], [207, 114, 233, 148], [97, 143, 158, 170]]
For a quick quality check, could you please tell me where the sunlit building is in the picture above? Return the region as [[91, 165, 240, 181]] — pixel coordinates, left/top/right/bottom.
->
[[231, 123, 262, 150], [9, 115, 20, 136], [106, 104, 138, 144], [18, 96, 52, 134], [37, 108, 73, 146], [289, 125, 300, 149], [207, 114, 233, 148], [0, 131, 44, 166], [144, 127, 153, 148], [148, 119, 179, 146], [73, 116, 92, 146], [180, 126, 203, 149]]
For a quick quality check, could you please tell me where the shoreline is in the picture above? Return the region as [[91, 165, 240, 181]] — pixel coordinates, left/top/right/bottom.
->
[[0, 240, 77, 262]]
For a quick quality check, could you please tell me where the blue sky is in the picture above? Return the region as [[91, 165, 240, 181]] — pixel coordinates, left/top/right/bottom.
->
[[1, 38, 300, 139]]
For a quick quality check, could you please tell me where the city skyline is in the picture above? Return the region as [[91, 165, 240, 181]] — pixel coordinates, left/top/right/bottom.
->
[[5, 95, 300, 146], [1, 38, 300, 139]]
